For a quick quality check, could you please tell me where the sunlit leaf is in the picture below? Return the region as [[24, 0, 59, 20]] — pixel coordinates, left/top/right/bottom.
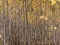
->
[[48, 0, 57, 5]]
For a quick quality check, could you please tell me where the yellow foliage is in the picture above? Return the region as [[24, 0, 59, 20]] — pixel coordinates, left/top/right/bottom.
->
[[19, 1, 23, 8], [48, 26, 57, 30], [16, 0, 18, 2], [32, 0, 40, 11], [28, 13, 35, 24], [8, 0, 18, 6], [57, 0, 60, 2], [0, 0, 3, 7], [39, 16, 45, 19], [8, 0, 13, 5], [39, 16, 48, 21], [51, 0, 57, 5], [48, 0, 57, 5]]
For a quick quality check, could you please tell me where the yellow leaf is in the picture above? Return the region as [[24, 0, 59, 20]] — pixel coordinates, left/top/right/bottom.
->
[[51, 0, 57, 5], [39, 16, 45, 19], [39, 16, 48, 21]]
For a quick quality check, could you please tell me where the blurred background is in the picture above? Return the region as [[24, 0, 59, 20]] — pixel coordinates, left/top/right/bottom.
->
[[0, 0, 60, 45]]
